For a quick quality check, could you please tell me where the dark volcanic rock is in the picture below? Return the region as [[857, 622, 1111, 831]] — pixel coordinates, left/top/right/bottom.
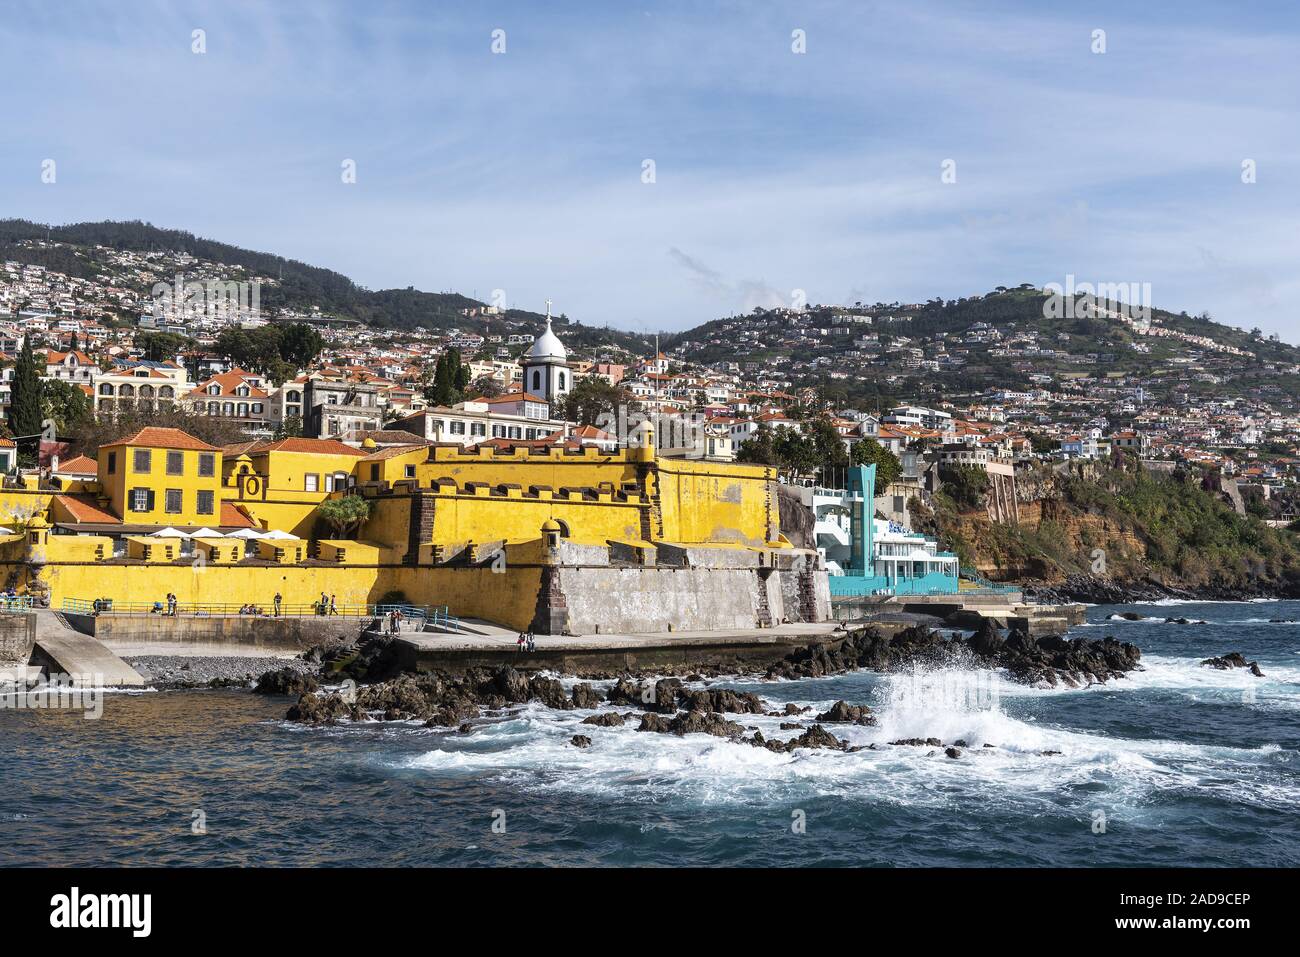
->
[[636, 712, 671, 733], [581, 711, 626, 727], [678, 687, 765, 714], [570, 735, 592, 749], [763, 622, 1140, 688], [749, 723, 853, 753], [968, 619, 1004, 657], [528, 675, 574, 710], [891, 737, 943, 747], [253, 667, 318, 696], [1201, 652, 1264, 676], [606, 677, 642, 706], [945, 747, 962, 759], [814, 700, 876, 725], [570, 683, 605, 709], [636, 710, 744, 738], [338, 635, 405, 683], [490, 666, 531, 703], [286, 665, 605, 726]]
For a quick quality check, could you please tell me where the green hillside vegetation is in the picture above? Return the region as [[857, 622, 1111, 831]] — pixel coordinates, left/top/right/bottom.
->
[[0, 219, 659, 354], [925, 455, 1300, 595]]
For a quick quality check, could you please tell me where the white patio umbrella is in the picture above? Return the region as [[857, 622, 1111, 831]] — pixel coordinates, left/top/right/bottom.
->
[[260, 529, 297, 540], [189, 527, 224, 538], [151, 527, 191, 538], [225, 528, 266, 539]]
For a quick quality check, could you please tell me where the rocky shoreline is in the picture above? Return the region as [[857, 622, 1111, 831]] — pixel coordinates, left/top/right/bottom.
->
[[264, 622, 1146, 755], [125, 655, 317, 689], [1021, 573, 1294, 605]]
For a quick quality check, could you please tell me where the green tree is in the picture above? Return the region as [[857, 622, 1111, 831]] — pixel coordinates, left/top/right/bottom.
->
[[559, 377, 626, 425], [424, 349, 471, 406], [940, 463, 990, 509], [274, 414, 304, 439], [318, 495, 371, 538], [8, 336, 43, 462], [138, 331, 191, 362], [468, 375, 505, 400], [735, 425, 779, 466], [278, 323, 324, 369], [806, 417, 850, 470], [41, 379, 92, 433], [852, 438, 903, 487]]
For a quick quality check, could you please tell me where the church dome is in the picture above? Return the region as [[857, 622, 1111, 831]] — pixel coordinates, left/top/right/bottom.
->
[[528, 318, 567, 364]]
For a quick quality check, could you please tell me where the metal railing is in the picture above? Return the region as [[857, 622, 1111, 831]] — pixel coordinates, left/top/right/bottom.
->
[[957, 568, 1021, 594], [0, 595, 37, 612], [61, 597, 453, 625]]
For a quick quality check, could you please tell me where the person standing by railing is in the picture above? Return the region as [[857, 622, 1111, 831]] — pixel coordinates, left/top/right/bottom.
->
[[273, 592, 282, 617]]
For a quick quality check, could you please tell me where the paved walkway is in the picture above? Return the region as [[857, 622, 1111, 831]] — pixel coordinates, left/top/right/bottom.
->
[[400, 620, 841, 652]]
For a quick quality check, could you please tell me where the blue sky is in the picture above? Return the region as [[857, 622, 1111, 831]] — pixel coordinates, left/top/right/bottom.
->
[[3, 1, 1298, 339]]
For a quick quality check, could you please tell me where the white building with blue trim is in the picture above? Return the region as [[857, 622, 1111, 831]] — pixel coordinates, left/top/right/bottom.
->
[[812, 464, 962, 596]]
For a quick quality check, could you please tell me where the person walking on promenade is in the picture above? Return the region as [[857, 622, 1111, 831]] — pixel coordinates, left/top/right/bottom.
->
[[273, 592, 282, 617], [329, 594, 338, 616], [166, 593, 177, 617]]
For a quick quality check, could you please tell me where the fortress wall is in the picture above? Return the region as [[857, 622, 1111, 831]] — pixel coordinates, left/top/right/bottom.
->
[[87, 613, 365, 654], [777, 551, 832, 623], [0, 612, 36, 665], [31, 559, 545, 629], [428, 493, 643, 546], [654, 459, 775, 545], [557, 565, 771, 634], [0, 488, 55, 527]]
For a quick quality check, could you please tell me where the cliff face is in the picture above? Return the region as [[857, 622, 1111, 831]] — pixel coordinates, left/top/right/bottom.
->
[[931, 459, 1300, 598], [777, 485, 815, 550]]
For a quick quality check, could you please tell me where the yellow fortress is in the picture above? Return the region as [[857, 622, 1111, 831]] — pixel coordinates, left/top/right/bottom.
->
[[0, 426, 829, 634]]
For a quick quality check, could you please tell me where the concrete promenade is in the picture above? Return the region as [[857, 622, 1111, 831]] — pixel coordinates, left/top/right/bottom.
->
[[393, 621, 846, 673]]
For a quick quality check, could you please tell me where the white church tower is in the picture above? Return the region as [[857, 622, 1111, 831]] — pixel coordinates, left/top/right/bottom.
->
[[523, 300, 571, 403]]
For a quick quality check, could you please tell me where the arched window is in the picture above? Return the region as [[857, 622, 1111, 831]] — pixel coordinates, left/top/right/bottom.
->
[[558, 371, 566, 391], [119, 384, 135, 398], [531, 370, 541, 393], [159, 386, 173, 398], [287, 390, 301, 402], [139, 384, 154, 398], [208, 384, 220, 395], [98, 383, 113, 396]]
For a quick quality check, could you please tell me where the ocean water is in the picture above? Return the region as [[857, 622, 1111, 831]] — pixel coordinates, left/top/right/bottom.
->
[[2, 601, 1298, 867]]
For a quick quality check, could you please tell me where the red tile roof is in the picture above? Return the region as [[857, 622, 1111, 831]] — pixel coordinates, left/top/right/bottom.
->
[[54, 454, 98, 474], [220, 502, 256, 528], [103, 427, 220, 451], [187, 368, 270, 399], [54, 495, 121, 524], [251, 438, 366, 456]]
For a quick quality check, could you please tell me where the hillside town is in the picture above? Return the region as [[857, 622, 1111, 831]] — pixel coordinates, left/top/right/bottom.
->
[[3, 237, 1300, 531]]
